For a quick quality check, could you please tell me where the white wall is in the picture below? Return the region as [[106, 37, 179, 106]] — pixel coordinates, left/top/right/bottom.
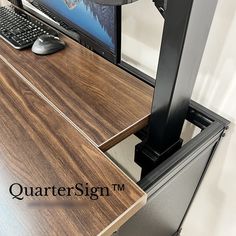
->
[[121, 0, 236, 235], [121, 0, 163, 78]]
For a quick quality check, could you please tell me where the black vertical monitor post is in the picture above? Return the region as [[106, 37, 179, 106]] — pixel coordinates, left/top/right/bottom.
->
[[8, 0, 121, 63]]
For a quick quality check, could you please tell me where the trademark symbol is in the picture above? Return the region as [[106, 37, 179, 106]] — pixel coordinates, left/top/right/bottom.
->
[[112, 184, 125, 192]]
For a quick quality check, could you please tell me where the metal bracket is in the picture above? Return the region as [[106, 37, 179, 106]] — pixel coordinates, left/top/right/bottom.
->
[[135, 138, 183, 178]]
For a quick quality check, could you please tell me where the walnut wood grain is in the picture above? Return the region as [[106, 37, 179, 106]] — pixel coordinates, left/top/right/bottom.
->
[[0, 9, 153, 150], [0, 58, 146, 236]]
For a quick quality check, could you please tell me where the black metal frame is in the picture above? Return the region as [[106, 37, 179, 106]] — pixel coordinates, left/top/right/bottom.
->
[[137, 101, 229, 235], [139, 100, 229, 189], [135, 0, 220, 177], [119, 101, 229, 236]]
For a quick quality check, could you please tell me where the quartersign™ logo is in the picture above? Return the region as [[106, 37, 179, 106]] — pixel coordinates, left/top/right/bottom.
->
[[9, 182, 126, 201]]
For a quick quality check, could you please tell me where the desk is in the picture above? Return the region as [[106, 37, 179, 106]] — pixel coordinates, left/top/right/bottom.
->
[[0, 32, 153, 151], [0, 2, 229, 236], [0, 3, 155, 235], [0, 58, 146, 236]]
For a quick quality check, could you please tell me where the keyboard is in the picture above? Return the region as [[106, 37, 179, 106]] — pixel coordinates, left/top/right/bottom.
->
[[0, 6, 56, 49]]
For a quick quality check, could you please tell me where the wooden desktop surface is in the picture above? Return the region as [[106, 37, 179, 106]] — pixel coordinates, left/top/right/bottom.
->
[[0, 26, 153, 151], [0, 4, 153, 234], [0, 58, 146, 236]]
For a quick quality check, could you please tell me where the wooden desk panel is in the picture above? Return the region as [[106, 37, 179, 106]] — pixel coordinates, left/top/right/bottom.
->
[[0, 31, 153, 151], [0, 59, 146, 236]]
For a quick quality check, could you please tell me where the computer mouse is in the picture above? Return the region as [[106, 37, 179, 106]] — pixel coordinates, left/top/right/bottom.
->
[[32, 34, 66, 55]]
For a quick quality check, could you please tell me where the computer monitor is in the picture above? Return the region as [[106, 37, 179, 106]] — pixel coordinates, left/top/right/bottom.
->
[[21, 0, 121, 63]]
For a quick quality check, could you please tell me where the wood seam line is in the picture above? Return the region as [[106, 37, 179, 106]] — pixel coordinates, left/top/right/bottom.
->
[[0, 54, 151, 151], [0, 54, 99, 148]]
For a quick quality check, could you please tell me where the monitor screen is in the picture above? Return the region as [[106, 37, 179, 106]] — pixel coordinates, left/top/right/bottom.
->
[[37, 0, 117, 52]]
